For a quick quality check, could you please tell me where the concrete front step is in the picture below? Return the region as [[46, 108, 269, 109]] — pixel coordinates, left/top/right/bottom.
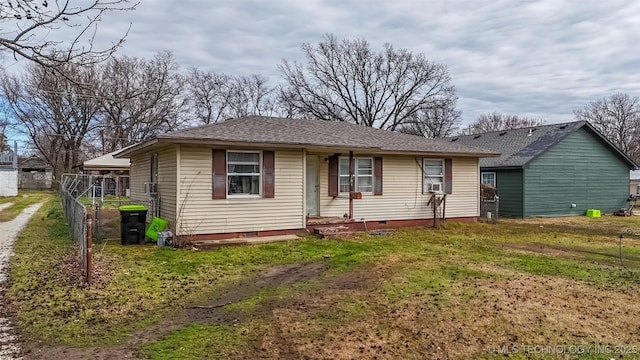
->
[[313, 226, 355, 239]]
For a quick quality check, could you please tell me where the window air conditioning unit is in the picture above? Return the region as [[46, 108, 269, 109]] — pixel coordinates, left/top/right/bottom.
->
[[144, 182, 158, 195], [430, 183, 442, 193]]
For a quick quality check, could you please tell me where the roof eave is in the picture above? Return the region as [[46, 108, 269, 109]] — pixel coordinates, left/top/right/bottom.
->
[[113, 138, 159, 158], [121, 136, 501, 158]]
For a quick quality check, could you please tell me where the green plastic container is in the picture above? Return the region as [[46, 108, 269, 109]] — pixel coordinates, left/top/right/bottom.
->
[[146, 217, 168, 241], [586, 209, 601, 218], [119, 204, 148, 211]]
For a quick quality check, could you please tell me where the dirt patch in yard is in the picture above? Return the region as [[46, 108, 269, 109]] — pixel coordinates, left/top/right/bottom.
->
[[23, 260, 329, 360], [225, 261, 640, 360], [504, 242, 640, 268]]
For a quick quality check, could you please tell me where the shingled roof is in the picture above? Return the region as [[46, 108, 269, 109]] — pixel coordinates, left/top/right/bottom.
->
[[448, 120, 637, 169], [117, 116, 499, 157]]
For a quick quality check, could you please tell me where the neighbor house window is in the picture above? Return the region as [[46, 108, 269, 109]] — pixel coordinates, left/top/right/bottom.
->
[[339, 157, 373, 194], [481, 172, 496, 188], [227, 151, 261, 196], [423, 159, 444, 193]]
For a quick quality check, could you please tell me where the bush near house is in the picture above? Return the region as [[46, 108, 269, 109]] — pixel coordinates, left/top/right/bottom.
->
[[8, 195, 640, 359]]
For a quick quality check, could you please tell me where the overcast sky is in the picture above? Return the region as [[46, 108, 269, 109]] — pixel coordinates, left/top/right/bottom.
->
[[7, 0, 640, 127]]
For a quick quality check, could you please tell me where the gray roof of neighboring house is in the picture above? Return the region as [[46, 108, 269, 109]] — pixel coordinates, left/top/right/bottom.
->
[[117, 116, 500, 157], [447, 120, 638, 169]]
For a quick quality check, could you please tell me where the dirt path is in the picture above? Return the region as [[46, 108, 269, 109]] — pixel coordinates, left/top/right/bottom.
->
[[25, 261, 329, 359], [0, 203, 43, 360]]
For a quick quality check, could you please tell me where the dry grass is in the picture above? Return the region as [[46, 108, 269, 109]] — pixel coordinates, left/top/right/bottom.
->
[[12, 210, 640, 359]]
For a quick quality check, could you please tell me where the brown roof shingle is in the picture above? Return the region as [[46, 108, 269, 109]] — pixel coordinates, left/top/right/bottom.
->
[[121, 116, 499, 157]]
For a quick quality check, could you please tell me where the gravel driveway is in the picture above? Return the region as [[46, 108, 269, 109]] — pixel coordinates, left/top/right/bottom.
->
[[0, 203, 43, 359]]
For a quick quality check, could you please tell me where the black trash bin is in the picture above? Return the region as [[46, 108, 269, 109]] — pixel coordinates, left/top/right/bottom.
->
[[119, 205, 148, 245]]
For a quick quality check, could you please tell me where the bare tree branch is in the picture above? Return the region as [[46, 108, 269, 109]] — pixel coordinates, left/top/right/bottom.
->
[[464, 112, 546, 134], [278, 34, 459, 134], [97, 51, 187, 152], [185, 69, 275, 125], [0, 61, 102, 175], [0, 0, 136, 72]]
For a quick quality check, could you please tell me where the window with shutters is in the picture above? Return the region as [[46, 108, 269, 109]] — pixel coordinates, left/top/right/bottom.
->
[[227, 151, 261, 196], [423, 159, 444, 193], [339, 157, 373, 194]]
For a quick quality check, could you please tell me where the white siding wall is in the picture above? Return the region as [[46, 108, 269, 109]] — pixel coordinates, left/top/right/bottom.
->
[[177, 145, 305, 235], [318, 155, 479, 221], [0, 169, 18, 196]]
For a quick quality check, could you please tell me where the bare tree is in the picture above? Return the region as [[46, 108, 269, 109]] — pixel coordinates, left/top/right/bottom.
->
[[185, 67, 231, 124], [185, 69, 276, 125], [227, 74, 275, 118], [465, 112, 546, 134], [574, 93, 640, 164], [397, 96, 462, 137], [97, 51, 187, 152], [1, 62, 101, 175], [278, 34, 459, 133], [0, 0, 136, 70]]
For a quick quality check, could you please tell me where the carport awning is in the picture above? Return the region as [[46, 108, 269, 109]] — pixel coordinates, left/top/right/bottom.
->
[[84, 150, 130, 171]]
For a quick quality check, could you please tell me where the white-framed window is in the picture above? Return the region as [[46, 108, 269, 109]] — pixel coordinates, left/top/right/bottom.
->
[[481, 172, 496, 188], [339, 157, 373, 194], [227, 151, 261, 196], [423, 159, 444, 193]]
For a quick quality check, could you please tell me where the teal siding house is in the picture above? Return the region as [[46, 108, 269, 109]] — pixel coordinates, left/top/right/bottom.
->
[[450, 121, 638, 217]]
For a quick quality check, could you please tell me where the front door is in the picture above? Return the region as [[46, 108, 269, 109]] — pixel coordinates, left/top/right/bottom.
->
[[306, 156, 319, 217]]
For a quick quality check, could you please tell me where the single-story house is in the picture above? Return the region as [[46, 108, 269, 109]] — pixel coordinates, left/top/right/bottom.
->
[[115, 116, 499, 241], [631, 170, 640, 195], [448, 121, 638, 217], [83, 149, 131, 197], [18, 155, 53, 190]]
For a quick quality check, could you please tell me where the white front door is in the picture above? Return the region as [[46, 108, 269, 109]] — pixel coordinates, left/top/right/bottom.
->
[[306, 156, 319, 217]]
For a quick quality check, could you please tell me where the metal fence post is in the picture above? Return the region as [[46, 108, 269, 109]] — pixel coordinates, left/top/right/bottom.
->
[[86, 212, 93, 284]]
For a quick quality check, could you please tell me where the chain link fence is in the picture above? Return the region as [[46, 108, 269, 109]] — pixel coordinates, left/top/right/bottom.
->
[[59, 175, 92, 282], [59, 174, 130, 282], [480, 197, 499, 223], [480, 184, 499, 223]]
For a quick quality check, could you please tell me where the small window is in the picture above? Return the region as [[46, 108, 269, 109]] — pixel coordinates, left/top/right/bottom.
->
[[339, 157, 373, 194], [423, 159, 444, 193], [227, 151, 261, 196], [481, 172, 496, 188]]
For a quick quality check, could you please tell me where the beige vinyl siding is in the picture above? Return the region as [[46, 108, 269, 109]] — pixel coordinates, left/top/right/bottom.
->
[[129, 152, 152, 212], [158, 145, 177, 224], [318, 155, 479, 220], [176, 145, 304, 235]]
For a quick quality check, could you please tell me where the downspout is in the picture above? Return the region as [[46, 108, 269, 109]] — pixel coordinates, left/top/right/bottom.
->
[[349, 150, 354, 220]]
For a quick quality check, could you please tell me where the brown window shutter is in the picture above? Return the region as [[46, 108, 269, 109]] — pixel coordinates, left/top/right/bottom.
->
[[328, 155, 338, 197], [263, 150, 275, 198], [374, 157, 383, 195], [444, 158, 453, 194], [212, 149, 227, 199]]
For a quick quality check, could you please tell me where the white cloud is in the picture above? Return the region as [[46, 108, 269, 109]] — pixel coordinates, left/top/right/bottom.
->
[[5, 0, 640, 125]]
